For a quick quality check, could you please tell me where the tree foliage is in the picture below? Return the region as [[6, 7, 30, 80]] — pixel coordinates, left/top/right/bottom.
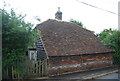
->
[[104, 31, 120, 65], [98, 29, 114, 40], [2, 8, 37, 76], [98, 29, 120, 65], [70, 19, 83, 27], [103, 31, 120, 51]]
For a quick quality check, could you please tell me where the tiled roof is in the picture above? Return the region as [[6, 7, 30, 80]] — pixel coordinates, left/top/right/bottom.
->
[[36, 19, 113, 56]]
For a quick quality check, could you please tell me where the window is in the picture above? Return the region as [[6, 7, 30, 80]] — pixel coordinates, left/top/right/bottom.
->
[[29, 50, 37, 61]]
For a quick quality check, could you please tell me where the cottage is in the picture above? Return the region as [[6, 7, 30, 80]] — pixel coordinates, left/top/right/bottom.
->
[[27, 8, 114, 77]]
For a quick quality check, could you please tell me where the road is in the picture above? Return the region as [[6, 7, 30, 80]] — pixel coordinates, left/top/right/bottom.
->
[[33, 73, 120, 81], [97, 73, 119, 79], [26, 73, 119, 81], [33, 67, 119, 81], [89, 72, 120, 81]]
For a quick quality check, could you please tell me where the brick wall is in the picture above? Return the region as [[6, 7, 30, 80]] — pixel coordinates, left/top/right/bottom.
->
[[48, 53, 112, 76]]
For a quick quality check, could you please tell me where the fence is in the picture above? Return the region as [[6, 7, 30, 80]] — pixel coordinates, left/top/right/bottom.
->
[[2, 58, 48, 79]]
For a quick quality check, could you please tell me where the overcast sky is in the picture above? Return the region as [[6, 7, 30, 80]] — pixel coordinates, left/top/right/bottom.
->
[[1, 0, 119, 33]]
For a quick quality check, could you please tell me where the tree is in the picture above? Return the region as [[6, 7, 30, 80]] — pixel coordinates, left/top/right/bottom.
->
[[70, 19, 83, 27], [98, 29, 120, 65], [2, 8, 37, 78], [98, 29, 114, 40], [104, 31, 120, 65], [103, 31, 120, 50]]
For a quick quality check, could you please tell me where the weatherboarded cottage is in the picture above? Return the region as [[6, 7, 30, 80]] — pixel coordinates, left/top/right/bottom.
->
[[26, 8, 114, 77]]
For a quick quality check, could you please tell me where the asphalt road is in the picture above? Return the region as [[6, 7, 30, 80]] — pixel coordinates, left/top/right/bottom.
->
[[89, 73, 120, 81], [21, 73, 120, 81], [31, 67, 118, 81], [97, 73, 119, 79]]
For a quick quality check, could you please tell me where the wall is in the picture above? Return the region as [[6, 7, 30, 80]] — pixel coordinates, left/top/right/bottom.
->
[[48, 53, 112, 76]]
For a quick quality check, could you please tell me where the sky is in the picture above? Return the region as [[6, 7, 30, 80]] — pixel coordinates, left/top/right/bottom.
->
[[0, 0, 119, 33]]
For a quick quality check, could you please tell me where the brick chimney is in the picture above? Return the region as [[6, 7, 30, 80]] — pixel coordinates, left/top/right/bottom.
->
[[55, 7, 62, 20]]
